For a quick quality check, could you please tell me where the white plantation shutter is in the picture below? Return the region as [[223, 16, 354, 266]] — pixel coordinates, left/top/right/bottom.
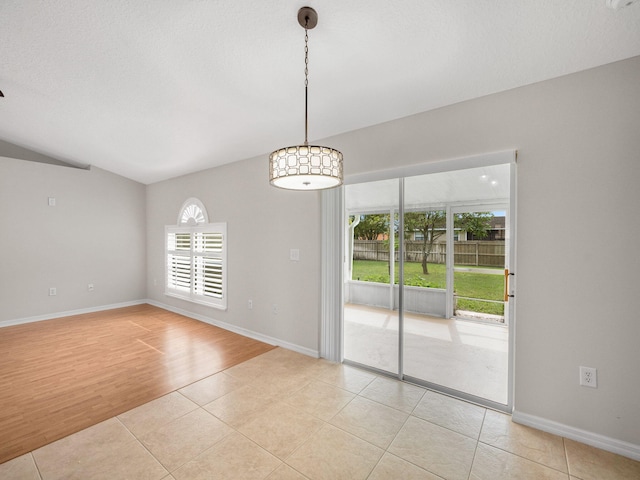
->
[[193, 229, 225, 301], [167, 254, 191, 292], [194, 256, 223, 298], [165, 223, 227, 310], [196, 231, 223, 252], [167, 231, 192, 292], [194, 231, 224, 299]]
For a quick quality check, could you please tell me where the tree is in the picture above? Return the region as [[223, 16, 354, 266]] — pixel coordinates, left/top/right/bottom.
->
[[455, 212, 493, 240], [404, 211, 446, 274], [353, 214, 389, 240], [404, 211, 494, 274]]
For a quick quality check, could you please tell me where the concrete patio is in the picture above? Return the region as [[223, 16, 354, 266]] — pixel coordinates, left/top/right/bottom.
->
[[344, 303, 508, 404]]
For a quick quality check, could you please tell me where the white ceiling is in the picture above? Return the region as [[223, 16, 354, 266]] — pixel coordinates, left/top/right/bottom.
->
[[1, 1, 639, 185]]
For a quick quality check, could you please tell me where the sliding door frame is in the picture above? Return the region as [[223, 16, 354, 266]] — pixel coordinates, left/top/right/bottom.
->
[[321, 150, 517, 411]]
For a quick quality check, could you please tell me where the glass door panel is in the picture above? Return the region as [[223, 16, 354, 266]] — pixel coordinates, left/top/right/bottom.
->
[[452, 208, 507, 323], [401, 204, 451, 385], [402, 168, 510, 405], [402, 173, 451, 387], [344, 178, 399, 375], [447, 205, 509, 404]]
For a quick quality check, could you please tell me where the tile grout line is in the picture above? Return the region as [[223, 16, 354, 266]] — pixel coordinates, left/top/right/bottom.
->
[[563, 437, 576, 480], [475, 439, 574, 477], [274, 365, 378, 478], [466, 409, 487, 480], [118, 416, 171, 478], [338, 372, 484, 478], [278, 414, 330, 474], [208, 360, 345, 471], [377, 399, 440, 478], [115, 398, 228, 477], [29, 452, 44, 480], [221, 426, 284, 479]]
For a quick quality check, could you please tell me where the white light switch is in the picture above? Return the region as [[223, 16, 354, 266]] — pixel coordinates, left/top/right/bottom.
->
[[290, 249, 300, 261], [48, 197, 56, 206]]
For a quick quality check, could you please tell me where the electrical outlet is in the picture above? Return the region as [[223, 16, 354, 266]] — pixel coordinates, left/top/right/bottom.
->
[[49, 287, 57, 296], [88, 283, 94, 291], [579, 366, 597, 388]]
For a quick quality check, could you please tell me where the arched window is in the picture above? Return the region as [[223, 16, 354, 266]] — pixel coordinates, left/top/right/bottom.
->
[[165, 198, 227, 310], [178, 198, 208, 226]]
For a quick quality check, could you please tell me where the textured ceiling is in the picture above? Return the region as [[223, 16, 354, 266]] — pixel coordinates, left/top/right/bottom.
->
[[1, 1, 640, 184]]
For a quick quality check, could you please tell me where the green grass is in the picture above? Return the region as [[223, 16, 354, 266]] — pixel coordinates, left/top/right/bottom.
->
[[352, 260, 504, 315]]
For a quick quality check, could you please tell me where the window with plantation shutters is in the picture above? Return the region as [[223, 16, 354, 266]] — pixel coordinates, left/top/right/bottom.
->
[[165, 199, 227, 310]]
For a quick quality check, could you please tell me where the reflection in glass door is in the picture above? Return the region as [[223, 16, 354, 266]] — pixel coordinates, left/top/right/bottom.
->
[[446, 206, 509, 403], [343, 178, 399, 375], [402, 167, 511, 406], [343, 161, 513, 408]]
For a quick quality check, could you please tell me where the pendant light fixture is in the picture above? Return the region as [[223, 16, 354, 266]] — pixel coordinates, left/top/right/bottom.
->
[[269, 6, 343, 190]]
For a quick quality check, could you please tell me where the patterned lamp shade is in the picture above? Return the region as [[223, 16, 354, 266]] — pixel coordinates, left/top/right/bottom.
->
[[269, 144, 343, 190]]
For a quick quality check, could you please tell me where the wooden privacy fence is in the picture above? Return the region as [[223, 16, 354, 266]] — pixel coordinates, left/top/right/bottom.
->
[[353, 240, 505, 267]]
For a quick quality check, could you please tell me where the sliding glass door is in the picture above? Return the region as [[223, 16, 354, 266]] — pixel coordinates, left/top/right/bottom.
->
[[343, 161, 514, 408]]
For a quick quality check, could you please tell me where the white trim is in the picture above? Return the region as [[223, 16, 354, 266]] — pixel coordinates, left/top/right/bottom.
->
[[0, 299, 319, 358], [345, 150, 516, 185], [164, 291, 228, 310], [512, 410, 640, 461], [507, 159, 517, 410], [0, 300, 148, 328], [146, 299, 320, 359], [320, 187, 344, 362]]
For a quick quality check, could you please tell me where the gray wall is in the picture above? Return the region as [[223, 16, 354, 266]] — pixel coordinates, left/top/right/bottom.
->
[[145, 157, 322, 354], [323, 56, 640, 446], [0, 159, 146, 323]]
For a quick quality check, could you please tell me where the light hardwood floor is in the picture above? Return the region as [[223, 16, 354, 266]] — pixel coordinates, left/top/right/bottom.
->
[[0, 304, 275, 464]]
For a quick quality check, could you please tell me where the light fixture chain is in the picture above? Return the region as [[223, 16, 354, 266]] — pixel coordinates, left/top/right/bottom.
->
[[304, 27, 309, 88], [304, 25, 309, 145]]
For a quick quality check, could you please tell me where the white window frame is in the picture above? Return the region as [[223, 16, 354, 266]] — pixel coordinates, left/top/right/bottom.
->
[[165, 199, 227, 310]]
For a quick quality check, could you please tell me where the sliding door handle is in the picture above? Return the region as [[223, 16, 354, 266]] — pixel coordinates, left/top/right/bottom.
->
[[504, 269, 514, 301]]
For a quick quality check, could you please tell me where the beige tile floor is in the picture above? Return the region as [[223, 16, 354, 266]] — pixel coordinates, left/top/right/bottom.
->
[[1, 347, 639, 480]]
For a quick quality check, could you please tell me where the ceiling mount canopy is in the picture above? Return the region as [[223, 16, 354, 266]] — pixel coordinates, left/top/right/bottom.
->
[[297, 6, 318, 29], [269, 6, 343, 191]]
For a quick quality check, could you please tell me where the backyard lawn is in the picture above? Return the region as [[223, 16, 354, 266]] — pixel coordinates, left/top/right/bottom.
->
[[351, 260, 505, 315]]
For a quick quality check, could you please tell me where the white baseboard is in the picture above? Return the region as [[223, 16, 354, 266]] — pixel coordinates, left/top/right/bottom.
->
[[0, 300, 148, 328], [146, 299, 320, 359], [512, 410, 640, 461]]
